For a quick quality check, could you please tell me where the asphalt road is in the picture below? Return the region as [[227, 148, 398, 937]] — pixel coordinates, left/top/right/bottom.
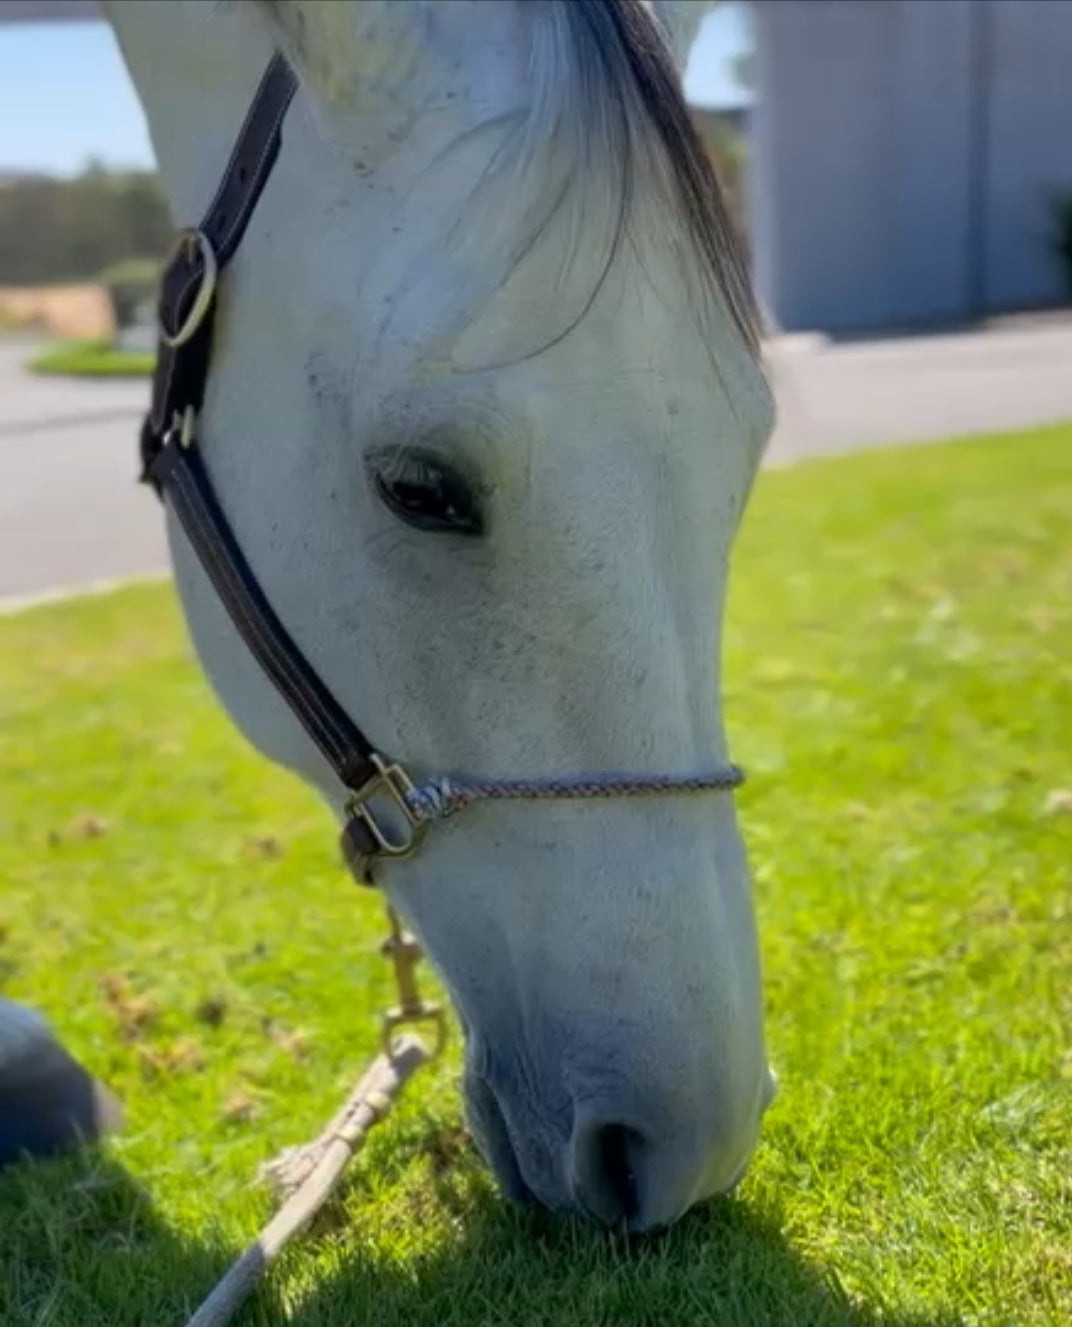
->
[[0, 340, 164, 601], [764, 316, 1072, 463], [3, 317, 1072, 603]]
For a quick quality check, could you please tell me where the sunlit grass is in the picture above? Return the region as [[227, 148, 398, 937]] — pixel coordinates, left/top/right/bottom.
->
[[2, 424, 1071, 1325]]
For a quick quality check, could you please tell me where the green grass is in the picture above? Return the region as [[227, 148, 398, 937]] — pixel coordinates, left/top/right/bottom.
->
[[3, 424, 1072, 1326], [26, 339, 155, 378]]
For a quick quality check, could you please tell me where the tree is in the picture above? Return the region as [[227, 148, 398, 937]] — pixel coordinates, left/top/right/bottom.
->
[[0, 165, 172, 285]]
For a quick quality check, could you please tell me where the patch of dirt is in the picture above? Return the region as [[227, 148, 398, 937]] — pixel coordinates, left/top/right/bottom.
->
[[136, 1036, 206, 1079], [47, 815, 112, 847], [260, 1016, 311, 1061], [99, 972, 160, 1041], [193, 994, 228, 1028], [222, 1088, 260, 1123]]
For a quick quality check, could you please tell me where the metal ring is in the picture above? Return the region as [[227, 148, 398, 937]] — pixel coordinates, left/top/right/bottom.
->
[[158, 228, 218, 349]]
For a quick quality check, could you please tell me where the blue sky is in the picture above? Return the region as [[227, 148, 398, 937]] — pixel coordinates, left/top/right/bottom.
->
[[0, 5, 752, 176]]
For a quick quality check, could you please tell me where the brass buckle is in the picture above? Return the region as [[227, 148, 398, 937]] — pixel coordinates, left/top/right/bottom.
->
[[158, 228, 218, 349], [346, 754, 428, 861]]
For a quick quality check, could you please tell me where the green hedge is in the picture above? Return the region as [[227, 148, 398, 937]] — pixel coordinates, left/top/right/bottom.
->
[[96, 256, 161, 332], [27, 339, 155, 379], [1051, 190, 1072, 298]]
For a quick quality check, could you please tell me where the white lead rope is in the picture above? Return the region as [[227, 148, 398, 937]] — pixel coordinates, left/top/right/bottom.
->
[[183, 1035, 429, 1327]]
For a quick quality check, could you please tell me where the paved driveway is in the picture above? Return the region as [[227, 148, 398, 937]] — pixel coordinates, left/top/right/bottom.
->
[[765, 316, 1072, 465], [0, 341, 163, 601], [3, 317, 1072, 604]]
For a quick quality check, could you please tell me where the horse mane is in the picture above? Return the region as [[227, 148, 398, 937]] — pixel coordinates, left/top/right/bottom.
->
[[535, 0, 762, 360]]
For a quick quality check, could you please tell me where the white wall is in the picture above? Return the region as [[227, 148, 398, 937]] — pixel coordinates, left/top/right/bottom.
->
[[752, 0, 1072, 333]]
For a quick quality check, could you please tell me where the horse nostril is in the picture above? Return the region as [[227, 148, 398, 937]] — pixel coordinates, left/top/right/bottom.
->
[[598, 1123, 640, 1222], [572, 1118, 644, 1226]]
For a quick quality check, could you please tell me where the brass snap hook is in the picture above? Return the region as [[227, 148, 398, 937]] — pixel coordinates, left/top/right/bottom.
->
[[380, 909, 448, 1059]]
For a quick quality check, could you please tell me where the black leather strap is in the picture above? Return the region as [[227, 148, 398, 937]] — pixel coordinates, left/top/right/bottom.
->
[[151, 441, 379, 793], [138, 52, 386, 870], [143, 52, 299, 473]]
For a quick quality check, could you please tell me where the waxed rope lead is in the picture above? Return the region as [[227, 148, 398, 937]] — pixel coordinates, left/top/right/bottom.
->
[[183, 1035, 429, 1327], [183, 909, 442, 1327]]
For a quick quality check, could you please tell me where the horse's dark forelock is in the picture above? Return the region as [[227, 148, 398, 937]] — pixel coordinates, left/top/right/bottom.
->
[[553, 0, 762, 359]]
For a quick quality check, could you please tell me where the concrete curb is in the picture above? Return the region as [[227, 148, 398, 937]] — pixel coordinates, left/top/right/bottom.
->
[[763, 331, 829, 355], [0, 571, 171, 618]]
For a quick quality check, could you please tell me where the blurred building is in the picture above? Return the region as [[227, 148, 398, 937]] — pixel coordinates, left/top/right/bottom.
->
[[751, 0, 1072, 334], [5, 0, 1071, 337]]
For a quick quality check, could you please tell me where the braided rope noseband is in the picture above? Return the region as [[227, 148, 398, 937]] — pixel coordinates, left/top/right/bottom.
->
[[404, 765, 746, 823], [341, 758, 747, 886]]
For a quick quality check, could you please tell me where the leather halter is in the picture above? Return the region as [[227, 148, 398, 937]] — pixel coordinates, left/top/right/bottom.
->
[[141, 53, 412, 884], [140, 51, 745, 889]]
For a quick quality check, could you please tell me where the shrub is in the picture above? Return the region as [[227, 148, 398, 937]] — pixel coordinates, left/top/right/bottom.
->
[[691, 110, 750, 253], [1050, 190, 1072, 299], [97, 257, 161, 332], [27, 339, 155, 379]]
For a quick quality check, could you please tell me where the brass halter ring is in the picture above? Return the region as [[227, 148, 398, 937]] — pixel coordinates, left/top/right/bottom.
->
[[345, 754, 429, 860], [158, 227, 218, 349]]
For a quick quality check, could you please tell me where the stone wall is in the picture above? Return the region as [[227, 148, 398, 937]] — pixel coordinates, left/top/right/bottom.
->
[[0, 284, 115, 340]]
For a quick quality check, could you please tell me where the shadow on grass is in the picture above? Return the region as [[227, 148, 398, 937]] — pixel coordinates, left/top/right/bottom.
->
[[277, 1204, 963, 1327], [0, 1149, 236, 1327], [0, 1141, 963, 1327]]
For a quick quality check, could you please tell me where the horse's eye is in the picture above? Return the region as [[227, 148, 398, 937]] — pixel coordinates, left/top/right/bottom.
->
[[370, 448, 484, 536]]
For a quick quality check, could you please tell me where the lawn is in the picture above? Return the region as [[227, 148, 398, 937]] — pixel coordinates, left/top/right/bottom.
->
[[2, 424, 1071, 1327], [25, 339, 155, 379]]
